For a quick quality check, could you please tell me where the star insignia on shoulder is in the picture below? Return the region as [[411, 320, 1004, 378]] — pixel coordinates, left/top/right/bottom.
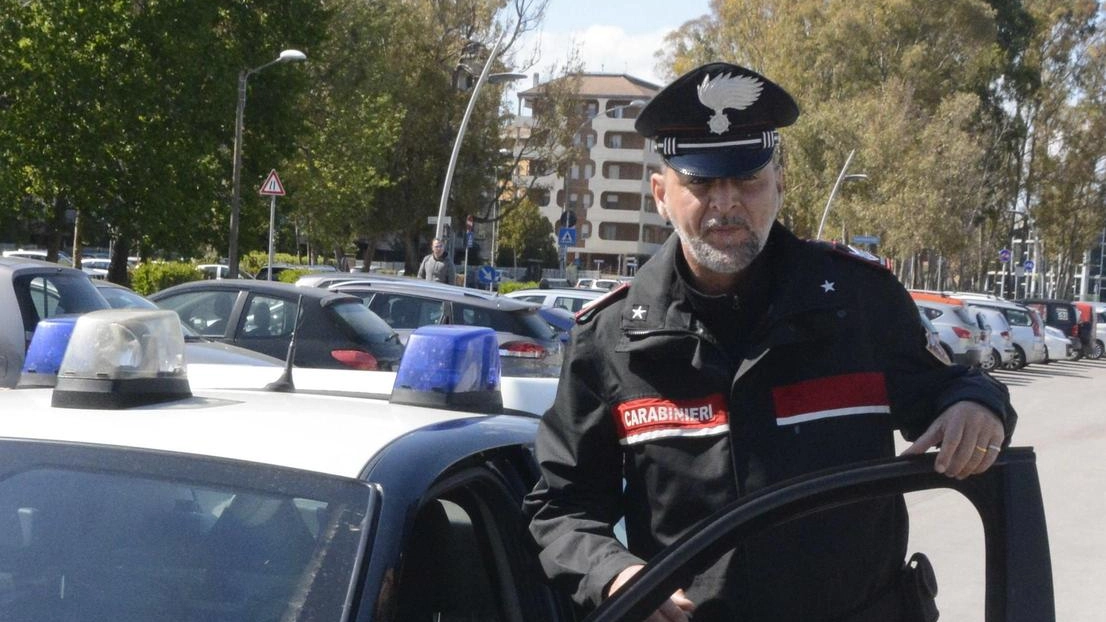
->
[[630, 304, 648, 320], [820, 280, 836, 293]]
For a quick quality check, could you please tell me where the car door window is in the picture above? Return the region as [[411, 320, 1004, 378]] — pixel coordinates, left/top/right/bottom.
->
[[1006, 309, 1031, 327], [239, 295, 288, 338], [13, 273, 107, 341], [554, 297, 584, 312], [155, 291, 239, 337], [392, 467, 565, 622]]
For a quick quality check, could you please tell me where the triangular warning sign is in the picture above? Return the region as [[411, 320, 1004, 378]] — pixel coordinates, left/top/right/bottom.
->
[[259, 169, 286, 196], [560, 231, 574, 245]]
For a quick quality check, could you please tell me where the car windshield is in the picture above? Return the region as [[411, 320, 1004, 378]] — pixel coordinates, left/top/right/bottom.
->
[[328, 300, 399, 344], [0, 442, 373, 622]]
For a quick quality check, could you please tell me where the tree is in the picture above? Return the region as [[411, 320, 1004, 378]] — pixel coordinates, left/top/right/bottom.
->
[[496, 196, 557, 269]]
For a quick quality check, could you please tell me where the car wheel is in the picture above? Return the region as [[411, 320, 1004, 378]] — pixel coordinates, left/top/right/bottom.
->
[[1094, 340, 1105, 360], [980, 348, 997, 371], [1005, 345, 1027, 370]]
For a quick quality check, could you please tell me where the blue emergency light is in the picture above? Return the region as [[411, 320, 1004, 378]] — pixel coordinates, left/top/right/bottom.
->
[[18, 315, 81, 388], [390, 325, 503, 413]]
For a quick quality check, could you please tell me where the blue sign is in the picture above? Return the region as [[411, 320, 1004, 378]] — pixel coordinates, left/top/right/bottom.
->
[[1024, 260, 1034, 273], [999, 248, 1011, 263], [465, 231, 474, 249], [476, 265, 499, 285], [851, 234, 880, 245], [558, 227, 577, 247]]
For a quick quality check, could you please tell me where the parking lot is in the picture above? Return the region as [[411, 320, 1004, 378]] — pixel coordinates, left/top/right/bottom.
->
[[901, 359, 1106, 621]]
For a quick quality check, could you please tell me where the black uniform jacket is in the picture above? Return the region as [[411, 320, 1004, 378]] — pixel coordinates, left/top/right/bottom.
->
[[524, 224, 1016, 620]]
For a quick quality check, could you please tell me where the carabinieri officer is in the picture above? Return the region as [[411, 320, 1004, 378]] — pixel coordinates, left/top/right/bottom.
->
[[524, 61, 1016, 622]]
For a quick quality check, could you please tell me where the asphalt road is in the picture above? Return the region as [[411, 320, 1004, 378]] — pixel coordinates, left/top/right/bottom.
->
[[900, 358, 1106, 621]]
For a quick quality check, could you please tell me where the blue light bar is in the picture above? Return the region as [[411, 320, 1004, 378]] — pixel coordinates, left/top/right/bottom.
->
[[18, 316, 80, 388], [390, 325, 502, 413]]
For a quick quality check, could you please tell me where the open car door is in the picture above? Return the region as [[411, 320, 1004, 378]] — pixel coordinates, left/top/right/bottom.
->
[[589, 448, 1053, 622]]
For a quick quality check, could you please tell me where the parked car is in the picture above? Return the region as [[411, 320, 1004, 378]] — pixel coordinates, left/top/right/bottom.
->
[[0, 256, 110, 387], [91, 280, 284, 367], [965, 304, 1017, 371], [1094, 303, 1106, 359], [1018, 298, 1084, 359], [2, 248, 73, 266], [78, 257, 110, 279], [330, 281, 563, 377], [950, 294, 1048, 369], [1043, 324, 1078, 361], [149, 280, 404, 371], [296, 272, 411, 289], [918, 307, 951, 365], [505, 287, 605, 313], [911, 292, 985, 367]]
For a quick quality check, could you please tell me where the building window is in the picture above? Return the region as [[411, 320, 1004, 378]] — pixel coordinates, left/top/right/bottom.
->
[[598, 222, 639, 241], [569, 193, 579, 208], [569, 165, 579, 180], [586, 134, 596, 149], [609, 134, 622, 149], [584, 164, 594, 179], [581, 222, 592, 239], [583, 193, 593, 208]]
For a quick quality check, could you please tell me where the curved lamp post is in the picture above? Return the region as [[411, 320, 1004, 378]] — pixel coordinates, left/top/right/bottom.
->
[[816, 149, 868, 240], [434, 29, 526, 243], [558, 99, 648, 273], [228, 49, 307, 279]]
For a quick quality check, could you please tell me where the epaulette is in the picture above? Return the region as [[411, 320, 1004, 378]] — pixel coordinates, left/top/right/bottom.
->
[[574, 282, 630, 324], [807, 239, 890, 272]]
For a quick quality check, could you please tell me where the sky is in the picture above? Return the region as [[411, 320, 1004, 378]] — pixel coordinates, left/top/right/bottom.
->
[[515, 0, 713, 87]]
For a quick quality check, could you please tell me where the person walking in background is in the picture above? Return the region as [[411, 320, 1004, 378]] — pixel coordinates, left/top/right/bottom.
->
[[524, 62, 1017, 622], [417, 238, 456, 284]]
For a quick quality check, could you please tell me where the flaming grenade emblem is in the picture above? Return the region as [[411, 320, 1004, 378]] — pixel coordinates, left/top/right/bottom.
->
[[697, 73, 764, 134]]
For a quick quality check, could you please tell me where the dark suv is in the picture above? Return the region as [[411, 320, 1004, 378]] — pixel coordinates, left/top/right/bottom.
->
[[1018, 298, 1086, 358]]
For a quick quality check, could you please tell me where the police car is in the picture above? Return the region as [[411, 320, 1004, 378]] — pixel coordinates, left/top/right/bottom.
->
[[0, 310, 1054, 621]]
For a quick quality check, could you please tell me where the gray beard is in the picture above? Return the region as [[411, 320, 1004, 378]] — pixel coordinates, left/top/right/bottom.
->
[[671, 217, 766, 274]]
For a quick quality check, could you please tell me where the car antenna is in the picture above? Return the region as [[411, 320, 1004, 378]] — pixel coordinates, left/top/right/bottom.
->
[[266, 294, 304, 393]]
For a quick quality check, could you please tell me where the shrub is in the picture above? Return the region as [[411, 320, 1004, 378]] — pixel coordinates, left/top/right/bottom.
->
[[131, 261, 203, 295], [497, 281, 539, 294]]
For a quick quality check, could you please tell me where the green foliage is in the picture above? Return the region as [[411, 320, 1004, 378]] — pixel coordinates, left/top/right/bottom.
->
[[131, 262, 203, 296], [496, 280, 539, 294], [496, 197, 559, 268], [278, 268, 311, 283]]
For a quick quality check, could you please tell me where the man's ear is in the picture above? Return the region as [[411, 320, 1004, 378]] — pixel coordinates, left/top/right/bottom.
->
[[650, 172, 669, 220]]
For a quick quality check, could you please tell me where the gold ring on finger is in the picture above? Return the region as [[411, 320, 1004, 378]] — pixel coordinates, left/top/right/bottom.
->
[[974, 445, 987, 454]]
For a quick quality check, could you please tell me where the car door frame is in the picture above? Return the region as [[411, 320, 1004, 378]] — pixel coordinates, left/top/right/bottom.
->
[[589, 448, 1053, 622]]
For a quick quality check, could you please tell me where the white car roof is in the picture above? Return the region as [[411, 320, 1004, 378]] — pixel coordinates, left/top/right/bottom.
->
[[0, 385, 479, 478], [0, 362, 556, 479]]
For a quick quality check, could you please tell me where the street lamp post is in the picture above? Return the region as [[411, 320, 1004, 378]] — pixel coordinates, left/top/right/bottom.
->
[[557, 99, 648, 275], [816, 149, 868, 240], [434, 29, 525, 244], [228, 49, 306, 279]]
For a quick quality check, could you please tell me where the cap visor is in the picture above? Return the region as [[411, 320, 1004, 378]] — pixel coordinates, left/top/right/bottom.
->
[[665, 148, 774, 179]]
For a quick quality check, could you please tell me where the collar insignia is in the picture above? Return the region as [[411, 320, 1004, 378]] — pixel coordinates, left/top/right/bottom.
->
[[630, 304, 649, 321], [820, 280, 836, 293], [697, 72, 764, 135]]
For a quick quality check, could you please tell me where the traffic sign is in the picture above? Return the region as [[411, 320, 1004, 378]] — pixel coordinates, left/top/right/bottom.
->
[[259, 169, 285, 196], [476, 265, 499, 285], [999, 248, 1011, 263], [1024, 260, 1034, 273], [465, 231, 474, 249], [558, 227, 577, 247], [851, 234, 880, 245]]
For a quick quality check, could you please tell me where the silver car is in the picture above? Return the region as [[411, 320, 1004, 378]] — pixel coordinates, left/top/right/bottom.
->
[[952, 294, 1048, 369]]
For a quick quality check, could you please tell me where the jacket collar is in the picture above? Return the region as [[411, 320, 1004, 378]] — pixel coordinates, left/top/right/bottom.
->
[[619, 223, 846, 346]]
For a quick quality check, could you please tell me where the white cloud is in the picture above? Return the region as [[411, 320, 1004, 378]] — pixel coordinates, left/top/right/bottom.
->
[[518, 24, 673, 86]]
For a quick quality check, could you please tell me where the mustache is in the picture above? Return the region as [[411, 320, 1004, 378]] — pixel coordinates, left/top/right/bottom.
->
[[702, 216, 751, 231]]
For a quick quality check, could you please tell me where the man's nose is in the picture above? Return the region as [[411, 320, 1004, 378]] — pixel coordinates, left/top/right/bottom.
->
[[707, 179, 742, 212]]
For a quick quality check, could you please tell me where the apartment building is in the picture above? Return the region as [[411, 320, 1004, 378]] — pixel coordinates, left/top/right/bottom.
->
[[514, 74, 670, 277]]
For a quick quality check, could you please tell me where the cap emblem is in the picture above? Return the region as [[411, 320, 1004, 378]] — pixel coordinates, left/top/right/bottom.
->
[[697, 72, 764, 134]]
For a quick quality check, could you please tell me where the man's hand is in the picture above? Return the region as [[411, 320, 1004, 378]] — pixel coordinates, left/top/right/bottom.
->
[[607, 564, 695, 622], [900, 401, 1006, 479]]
